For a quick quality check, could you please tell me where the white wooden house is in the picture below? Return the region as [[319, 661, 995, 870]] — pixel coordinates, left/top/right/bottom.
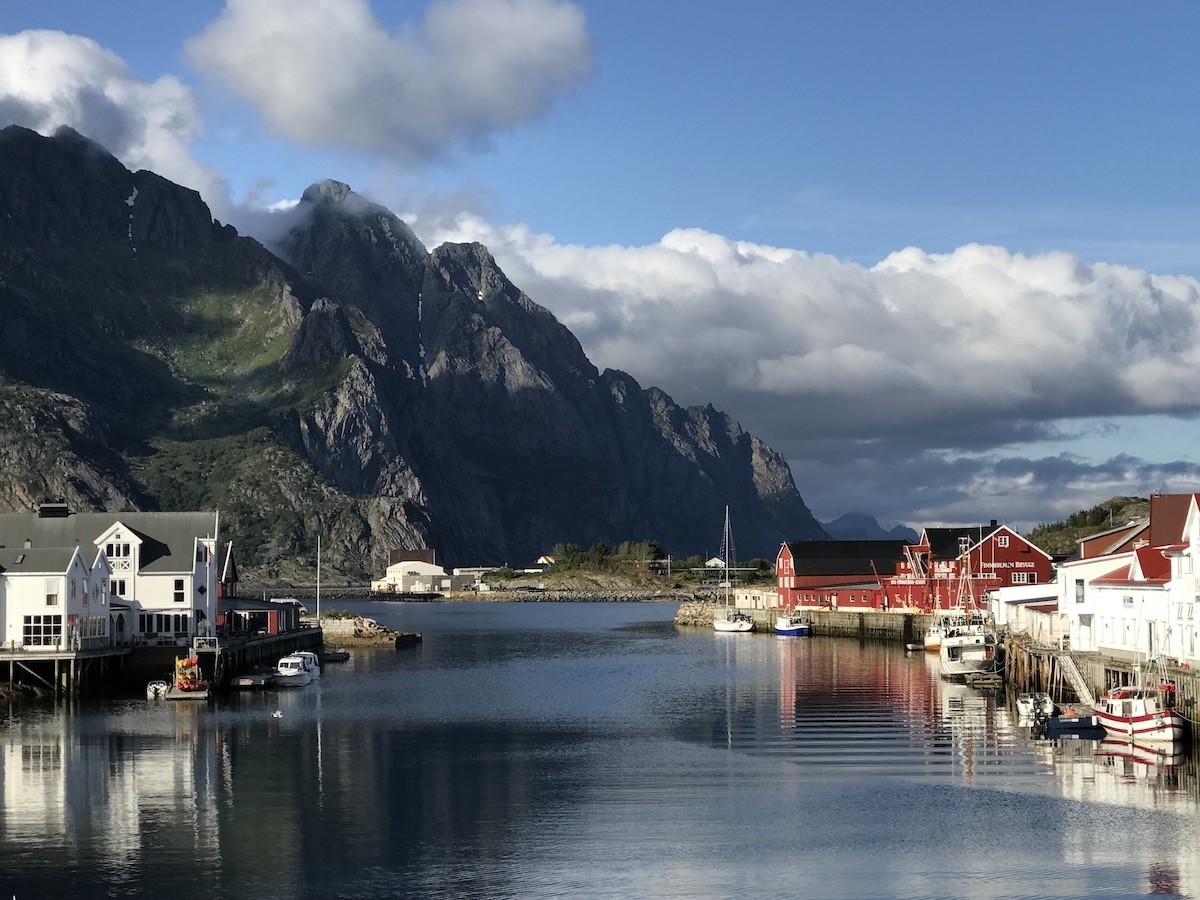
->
[[0, 505, 232, 648], [0, 546, 113, 651]]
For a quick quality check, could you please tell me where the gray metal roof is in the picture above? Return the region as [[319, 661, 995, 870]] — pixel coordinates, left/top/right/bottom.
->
[[0, 546, 79, 573], [0, 511, 218, 575]]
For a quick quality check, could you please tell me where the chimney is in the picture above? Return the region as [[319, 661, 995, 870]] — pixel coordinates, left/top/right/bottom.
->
[[37, 500, 70, 518]]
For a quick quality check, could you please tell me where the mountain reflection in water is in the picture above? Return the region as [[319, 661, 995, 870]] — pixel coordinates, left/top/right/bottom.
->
[[0, 601, 1197, 899]]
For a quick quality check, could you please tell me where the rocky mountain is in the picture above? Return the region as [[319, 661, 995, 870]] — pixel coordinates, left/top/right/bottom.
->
[[0, 124, 827, 580], [821, 513, 918, 542]]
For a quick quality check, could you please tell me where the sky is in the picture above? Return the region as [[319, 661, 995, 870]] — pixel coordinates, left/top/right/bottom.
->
[[2, 0, 1200, 534]]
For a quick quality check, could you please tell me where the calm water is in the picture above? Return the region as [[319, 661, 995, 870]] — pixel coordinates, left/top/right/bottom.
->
[[2, 601, 1198, 899]]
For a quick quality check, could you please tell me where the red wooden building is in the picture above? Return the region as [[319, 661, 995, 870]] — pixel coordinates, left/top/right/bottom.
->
[[777, 521, 1053, 613], [776, 540, 912, 611]]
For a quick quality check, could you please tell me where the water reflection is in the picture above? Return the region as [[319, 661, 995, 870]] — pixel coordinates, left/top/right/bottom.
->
[[0, 603, 1199, 898]]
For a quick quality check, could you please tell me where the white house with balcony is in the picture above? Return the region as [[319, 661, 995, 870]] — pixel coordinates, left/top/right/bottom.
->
[[0, 505, 234, 648]]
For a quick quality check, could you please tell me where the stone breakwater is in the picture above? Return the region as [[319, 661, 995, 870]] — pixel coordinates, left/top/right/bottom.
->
[[674, 599, 719, 627], [305, 615, 422, 648], [458, 590, 677, 602]]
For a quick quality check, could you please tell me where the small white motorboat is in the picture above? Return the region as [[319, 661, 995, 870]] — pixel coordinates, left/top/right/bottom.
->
[[294, 650, 321, 678], [1016, 692, 1055, 718], [146, 679, 169, 700], [274, 654, 313, 687]]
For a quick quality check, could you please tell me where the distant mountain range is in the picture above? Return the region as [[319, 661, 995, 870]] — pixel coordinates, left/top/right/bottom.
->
[[820, 513, 918, 542], [0, 124, 831, 580]]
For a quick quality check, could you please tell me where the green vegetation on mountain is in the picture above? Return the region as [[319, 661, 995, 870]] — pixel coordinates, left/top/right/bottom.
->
[[1025, 496, 1149, 556]]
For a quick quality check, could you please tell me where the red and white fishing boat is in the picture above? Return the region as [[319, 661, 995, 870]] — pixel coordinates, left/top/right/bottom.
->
[[1094, 679, 1186, 742]]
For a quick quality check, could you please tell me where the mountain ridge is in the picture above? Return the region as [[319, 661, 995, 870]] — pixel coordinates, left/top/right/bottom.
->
[[0, 124, 828, 579]]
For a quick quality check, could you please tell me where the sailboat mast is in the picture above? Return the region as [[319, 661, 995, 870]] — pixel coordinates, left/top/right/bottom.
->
[[316, 534, 321, 623]]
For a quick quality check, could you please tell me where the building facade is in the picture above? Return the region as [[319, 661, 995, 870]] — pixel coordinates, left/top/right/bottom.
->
[[0, 505, 234, 650]]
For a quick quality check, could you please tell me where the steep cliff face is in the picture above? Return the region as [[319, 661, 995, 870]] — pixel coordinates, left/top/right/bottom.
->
[[0, 124, 826, 578]]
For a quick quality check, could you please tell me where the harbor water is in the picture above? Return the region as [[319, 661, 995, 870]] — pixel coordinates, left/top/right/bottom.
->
[[1, 601, 1198, 899]]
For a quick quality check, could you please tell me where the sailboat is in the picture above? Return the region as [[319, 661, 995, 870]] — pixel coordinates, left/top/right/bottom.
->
[[712, 506, 755, 633]]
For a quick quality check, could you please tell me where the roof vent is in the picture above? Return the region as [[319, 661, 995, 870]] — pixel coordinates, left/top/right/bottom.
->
[[37, 501, 70, 518]]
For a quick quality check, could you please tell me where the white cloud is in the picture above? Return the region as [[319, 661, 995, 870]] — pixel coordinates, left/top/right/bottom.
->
[[0, 30, 228, 212], [427, 215, 1200, 439], [186, 0, 592, 162]]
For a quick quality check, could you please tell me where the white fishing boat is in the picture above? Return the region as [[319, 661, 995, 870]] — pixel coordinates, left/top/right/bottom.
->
[[1095, 675, 1186, 742], [938, 539, 999, 680], [274, 654, 313, 687], [712, 507, 754, 633], [146, 679, 169, 700], [775, 614, 812, 637]]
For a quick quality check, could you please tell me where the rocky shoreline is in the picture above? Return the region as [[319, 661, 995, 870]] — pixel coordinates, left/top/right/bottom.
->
[[673, 599, 719, 627], [304, 614, 422, 648]]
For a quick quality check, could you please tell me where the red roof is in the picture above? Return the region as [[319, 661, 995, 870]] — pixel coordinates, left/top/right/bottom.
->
[[1091, 546, 1171, 586], [1135, 545, 1172, 581]]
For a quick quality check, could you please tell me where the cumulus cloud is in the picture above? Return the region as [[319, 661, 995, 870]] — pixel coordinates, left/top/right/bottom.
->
[[422, 212, 1200, 525], [0, 30, 229, 212], [186, 0, 592, 162]]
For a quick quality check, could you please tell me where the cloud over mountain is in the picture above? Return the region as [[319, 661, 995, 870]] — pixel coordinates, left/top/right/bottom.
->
[[186, 0, 593, 162], [0, 30, 226, 208], [424, 212, 1200, 525]]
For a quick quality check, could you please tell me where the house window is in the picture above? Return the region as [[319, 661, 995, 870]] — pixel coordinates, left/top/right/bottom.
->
[[1075, 582, 1084, 604], [997, 535, 1009, 548], [23, 614, 63, 646], [1012, 572, 1029, 585], [105, 543, 130, 558], [110, 579, 126, 598], [173, 579, 185, 603], [45, 580, 58, 607]]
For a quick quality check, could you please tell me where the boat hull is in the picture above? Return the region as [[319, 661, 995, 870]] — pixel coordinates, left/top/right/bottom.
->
[[713, 617, 754, 633], [1094, 707, 1185, 742], [273, 672, 312, 687], [775, 617, 811, 637]]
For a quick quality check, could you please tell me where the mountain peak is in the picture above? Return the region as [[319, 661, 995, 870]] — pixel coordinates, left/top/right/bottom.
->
[[301, 179, 353, 204]]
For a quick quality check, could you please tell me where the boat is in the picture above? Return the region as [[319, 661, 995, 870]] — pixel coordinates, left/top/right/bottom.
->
[[146, 679, 169, 700], [939, 627, 999, 680], [775, 614, 811, 637], [1094, 674, 1186, 742], [1016, 691, 1055, 718], [273, 654, 314, 687], [712, 506, 754, 634], [1047, 708, 1105, 740], [231, 669, 273, 689], [938, 539, 999, 680], [322, 649, 350, 663], [295, 650, 321, 678], [165, 654, 210, 701]]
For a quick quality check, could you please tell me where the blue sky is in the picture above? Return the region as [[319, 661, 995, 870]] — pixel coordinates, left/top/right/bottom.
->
[[3, 1, 1200, 532]]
